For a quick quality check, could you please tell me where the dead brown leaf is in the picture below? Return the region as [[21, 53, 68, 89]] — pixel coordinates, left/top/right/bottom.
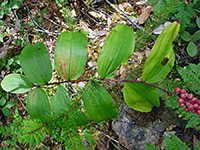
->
[[138, 6, 153, 25]]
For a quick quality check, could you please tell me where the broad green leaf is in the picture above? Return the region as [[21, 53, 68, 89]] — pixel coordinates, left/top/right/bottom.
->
[[197, 17, 200, 28], [2, 107, 10, 116], [26, 88, 51, 122], [54, 32, 88, 81], [82, 81, 118, 122], [123, 82, 160, 112], [187, 42, 197, 57], [20, 42, 52, 85], [51, 85, 71, 117], [10, 0, 23, 9], [5, 101, 16, 108], [142, 21, 180, 83], [192, 30, 200, 41], [1, 74, 33, 93], [181, 31, 191, 41], [0, 97, 6, 106], [97, 23, 135, 79]]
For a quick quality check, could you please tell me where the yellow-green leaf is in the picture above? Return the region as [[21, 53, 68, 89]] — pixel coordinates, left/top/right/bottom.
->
[[1, 74, 33, 93], [123, 82, 160, 112], [142, 21, 180, 83]]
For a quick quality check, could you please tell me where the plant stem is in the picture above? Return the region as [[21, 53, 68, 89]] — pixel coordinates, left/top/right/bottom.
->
[[45, 78, 179, 97], [66, 116, 77, 150], [100, 78, 179, 97]]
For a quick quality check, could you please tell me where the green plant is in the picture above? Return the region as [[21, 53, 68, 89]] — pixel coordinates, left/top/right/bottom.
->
[[0, 55, 21, 117], [0, 55, 22, 73], [0, 0, 23, 42], [0, 93, 16, 116], [156, 63, 200, 131], [55, 0, 69, 7], [0, 0, 22, 16], [145, 134, 200, 150], [180, 29, 200, 57], [147, 0, 200, 57], [0, 21, 184, 148], [0, 110, 23, 148]]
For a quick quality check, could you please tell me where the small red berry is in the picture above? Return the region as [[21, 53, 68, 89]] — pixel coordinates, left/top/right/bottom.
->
[[197, 100, 200, 104], [180, 94, 187, 99], [185, 102, 191, 106], [177, 98, 184, 103], [194, 104, 199, 109], [196, 110, 200, 115], [187, 104, 194, 111], [187, 94, 194, 100], [192, 97, 197, 102], [179, 103, 185, 107], [191, 109, 196, 113], [181, 89, 187, 94], [174, 88, 181, 93], [184, 108, 189, 112]]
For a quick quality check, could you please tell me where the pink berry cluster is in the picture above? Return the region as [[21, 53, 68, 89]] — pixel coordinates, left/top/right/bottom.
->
[[174, 88, 200, 118]]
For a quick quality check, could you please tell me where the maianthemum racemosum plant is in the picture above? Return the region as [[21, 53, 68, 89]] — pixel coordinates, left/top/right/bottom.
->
[[1, 21, 189, 147]]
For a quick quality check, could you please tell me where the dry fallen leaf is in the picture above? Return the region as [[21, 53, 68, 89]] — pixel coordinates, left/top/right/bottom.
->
[[138, 6, 153, 25]]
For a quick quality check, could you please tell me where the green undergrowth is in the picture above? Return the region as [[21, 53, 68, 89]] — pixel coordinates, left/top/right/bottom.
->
[[146, 133, 200, 150], [157, 63, 200, 131]]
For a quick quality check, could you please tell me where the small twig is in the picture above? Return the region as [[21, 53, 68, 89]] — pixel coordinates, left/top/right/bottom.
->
[[19, 98, 28, 112], [66, 116, 77, 150], [106, 0, 144, 31], [68, 82, 78, 93], [79, 9, 103, 26], [140, 41, 155, 51], [23, 0, 59, 37], [96, 127, 129, 149]]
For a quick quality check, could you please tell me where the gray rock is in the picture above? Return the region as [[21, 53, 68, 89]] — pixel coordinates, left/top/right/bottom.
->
[[112, 102, 186, 150]]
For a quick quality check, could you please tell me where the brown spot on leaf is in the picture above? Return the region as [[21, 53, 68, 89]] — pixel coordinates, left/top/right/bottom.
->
[[161, 57, 169, 66], [38, 48, 41, 50]]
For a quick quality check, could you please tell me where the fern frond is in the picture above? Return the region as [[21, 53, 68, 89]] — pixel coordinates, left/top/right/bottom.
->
[[145, 134, 190, 150], [21, 119, 47, 147], [68, 109, 89, 127], [152, 0, 182, 16], [176, 2, 196, 32], [145, 143, 160, 150], [63, 128, 87, 150], [164, 134, 190, 150], [178, 63, 200, 95]]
